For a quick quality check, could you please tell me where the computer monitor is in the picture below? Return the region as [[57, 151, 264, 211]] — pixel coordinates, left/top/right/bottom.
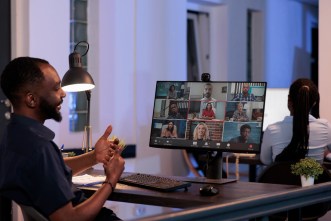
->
[[263, 88, 290, 131], [149, 81, 267, 153]]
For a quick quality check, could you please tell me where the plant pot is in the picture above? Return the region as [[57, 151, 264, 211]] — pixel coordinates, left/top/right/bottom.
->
[[300, 176, 314, 187]]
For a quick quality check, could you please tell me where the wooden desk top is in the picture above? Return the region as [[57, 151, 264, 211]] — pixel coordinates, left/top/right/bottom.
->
[[79, 169, 296, 209]]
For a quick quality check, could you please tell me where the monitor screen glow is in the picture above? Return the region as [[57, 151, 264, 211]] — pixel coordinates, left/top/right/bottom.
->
[[149, 81, 267, 153]]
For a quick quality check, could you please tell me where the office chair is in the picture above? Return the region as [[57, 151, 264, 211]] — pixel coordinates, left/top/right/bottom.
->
[[0, 196, 12, 221], [257, 161, 331, 221], [18, 204, 48, 221]]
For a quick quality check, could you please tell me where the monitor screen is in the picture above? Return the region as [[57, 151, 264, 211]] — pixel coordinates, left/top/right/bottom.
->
[[149, 81, 267, 153]]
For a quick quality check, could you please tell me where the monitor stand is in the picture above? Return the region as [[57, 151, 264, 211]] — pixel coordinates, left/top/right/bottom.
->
[[200, 73, 224, 179]]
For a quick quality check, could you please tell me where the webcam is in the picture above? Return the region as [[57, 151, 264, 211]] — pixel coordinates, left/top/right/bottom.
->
[[201, 73, 211, 82]]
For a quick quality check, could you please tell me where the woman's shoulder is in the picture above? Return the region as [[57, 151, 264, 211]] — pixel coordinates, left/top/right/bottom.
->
[[311, 117, 331, 127]]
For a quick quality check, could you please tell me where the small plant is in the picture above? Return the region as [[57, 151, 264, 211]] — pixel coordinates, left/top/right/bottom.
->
[[291, 158, 323, 179], [67, 152, 76, 157]]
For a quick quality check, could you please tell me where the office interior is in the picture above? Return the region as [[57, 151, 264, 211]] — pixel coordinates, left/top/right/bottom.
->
[[1, 0, 331, 220]]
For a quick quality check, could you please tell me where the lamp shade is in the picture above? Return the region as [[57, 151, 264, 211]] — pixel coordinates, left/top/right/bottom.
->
[[61, 51, 95, 92]]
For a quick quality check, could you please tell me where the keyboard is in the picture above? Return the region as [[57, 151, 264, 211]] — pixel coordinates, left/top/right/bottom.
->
[[119, 173, 191, 192]]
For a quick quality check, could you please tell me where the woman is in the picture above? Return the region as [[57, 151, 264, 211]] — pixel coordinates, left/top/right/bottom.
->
[[260, 78, 331, 165], [193, 122, 210, 141], [201, 102, 215, 120], [160, 121, 178, 138], [167, 85, 177, 99], [232, 102, 249, 122]]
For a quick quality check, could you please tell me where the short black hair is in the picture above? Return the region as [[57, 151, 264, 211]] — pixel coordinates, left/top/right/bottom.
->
[[1, 57, 49, 105], [240, 124, 251, 132]]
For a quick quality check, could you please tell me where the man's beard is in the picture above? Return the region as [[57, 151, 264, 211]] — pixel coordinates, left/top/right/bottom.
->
[[39, 97, 62, 122]]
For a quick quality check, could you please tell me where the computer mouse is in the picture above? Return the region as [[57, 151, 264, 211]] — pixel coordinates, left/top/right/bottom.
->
[[199, 185, 219, 196]]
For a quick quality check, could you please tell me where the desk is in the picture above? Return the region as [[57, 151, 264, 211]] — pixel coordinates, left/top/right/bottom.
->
[[76, 169, 331, 220]]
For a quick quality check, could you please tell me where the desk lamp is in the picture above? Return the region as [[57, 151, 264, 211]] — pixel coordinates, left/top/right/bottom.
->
[[62, 41, 95, 153]]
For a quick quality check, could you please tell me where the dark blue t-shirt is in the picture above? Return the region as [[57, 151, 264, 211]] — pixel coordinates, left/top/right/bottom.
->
[[0, 114, 79, 216]]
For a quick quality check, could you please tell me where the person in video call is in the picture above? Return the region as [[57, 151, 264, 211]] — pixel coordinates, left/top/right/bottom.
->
[[252, 108, 263, 121], [193, 122, 211, 141], [160, 121, 178, 138], [232, 83, 256, 101], [167, 102, 185, 119], [232, 102, 249, 122], [229, 124, 254, 143], [201, 83, 216, 102], [201, 102, 215, 120], [0, 57, 125, 221], [260, 78, 331, 165], [167, 84, 177, 99]]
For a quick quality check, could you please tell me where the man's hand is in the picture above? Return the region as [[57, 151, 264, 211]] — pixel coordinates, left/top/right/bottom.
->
[[103, 148, 125, 187], [94, 125, 115, 164]]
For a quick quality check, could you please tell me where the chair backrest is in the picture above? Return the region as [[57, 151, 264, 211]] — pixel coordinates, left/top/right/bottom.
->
[[0, 196, 12, 221], [19, 204, 48, 221], [258, 161, 301, 185], [258, 161, 331, 221]]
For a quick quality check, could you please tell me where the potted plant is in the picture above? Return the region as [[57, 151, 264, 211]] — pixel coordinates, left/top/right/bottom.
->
[[291, 158, 324, 187]]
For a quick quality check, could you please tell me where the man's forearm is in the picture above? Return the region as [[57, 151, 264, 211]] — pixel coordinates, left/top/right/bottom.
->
[[64, 151, 97, 175]]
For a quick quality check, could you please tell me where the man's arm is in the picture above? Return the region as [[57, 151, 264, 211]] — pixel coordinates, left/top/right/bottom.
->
[[64, 151, 97, 175], [64, 125, 115, 176], [50, 149, 125, 221]]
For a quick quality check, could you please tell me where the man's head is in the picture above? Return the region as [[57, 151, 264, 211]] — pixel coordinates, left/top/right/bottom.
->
[[169, 102, 179, 114], [237, 102, 244, 112], [1, 57, 66, 123], [240, 124, 251, 141], [242, 83, 250, 95], [203, 83, 213, 99]]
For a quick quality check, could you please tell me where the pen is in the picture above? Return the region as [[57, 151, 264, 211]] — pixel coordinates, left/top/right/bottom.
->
[[79, 181, 104, 187]]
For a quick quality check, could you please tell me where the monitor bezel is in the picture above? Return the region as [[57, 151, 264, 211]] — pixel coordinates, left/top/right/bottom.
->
[[149, 81, 267, 154]]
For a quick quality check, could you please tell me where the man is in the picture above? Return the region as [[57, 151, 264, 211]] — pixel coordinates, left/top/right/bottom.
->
[[232, 83, 256, 101], [229, 124, 255, 143], [167, 102, 184, 119], [201, 83, 216, 102], [0, 57, 125, 221]]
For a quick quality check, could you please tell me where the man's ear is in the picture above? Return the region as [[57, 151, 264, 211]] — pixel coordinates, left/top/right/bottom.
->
[[26, 92, 37, 108]]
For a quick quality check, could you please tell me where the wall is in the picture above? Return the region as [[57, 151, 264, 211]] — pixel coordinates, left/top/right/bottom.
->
[[319, 0, 331, 122]]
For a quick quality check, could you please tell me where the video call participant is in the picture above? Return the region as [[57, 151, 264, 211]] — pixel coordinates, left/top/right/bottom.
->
[[232, 83, 256, 101], [190, 122, 227, 179], [201, 83, 216, 102], [167, 84, 177, 99], [260, 78, 331, 165], [232, 102, 249, 122], [201, 102, 215, 120], [167, 102, 185, 119], [193, 122, 211, 141], [0, 57, 125, 221], [252, 108, 263, 121], [229, 124, 254, 143], [160, 121, 178, 138]]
